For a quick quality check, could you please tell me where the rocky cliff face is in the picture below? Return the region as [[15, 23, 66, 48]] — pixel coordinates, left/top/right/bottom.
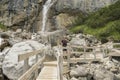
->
[[55, 0, 118, 12], [0, 0, 118, 32], [0, 0, 43, 31]]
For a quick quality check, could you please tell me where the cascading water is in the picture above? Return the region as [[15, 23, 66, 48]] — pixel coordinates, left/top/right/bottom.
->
[[41, 0, 54, 32]]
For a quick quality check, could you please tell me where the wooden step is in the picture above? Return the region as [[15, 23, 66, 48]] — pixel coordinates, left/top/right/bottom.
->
[[44, 61, 68, 66]]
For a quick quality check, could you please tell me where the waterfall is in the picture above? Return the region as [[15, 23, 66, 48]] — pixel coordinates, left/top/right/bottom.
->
[[41, 0, 54, 32]]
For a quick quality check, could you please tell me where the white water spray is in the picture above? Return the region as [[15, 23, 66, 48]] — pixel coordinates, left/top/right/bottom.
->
[[41, 0, 54, 32]]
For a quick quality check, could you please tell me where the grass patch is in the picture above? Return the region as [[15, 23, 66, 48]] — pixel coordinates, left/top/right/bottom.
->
[[0, 23, 7, 31]]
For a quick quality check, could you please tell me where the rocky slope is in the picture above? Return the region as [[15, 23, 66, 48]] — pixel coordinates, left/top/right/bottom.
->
[[0, 0, 118, 31]]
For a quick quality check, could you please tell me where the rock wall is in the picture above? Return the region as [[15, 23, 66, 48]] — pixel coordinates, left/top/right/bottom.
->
[[0, 0, 43, 31], [0, 0, 118, 31], [55, 0, 118, 12]]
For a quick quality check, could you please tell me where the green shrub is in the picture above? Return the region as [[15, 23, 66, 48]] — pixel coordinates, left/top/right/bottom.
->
[[0, 23, 7, 31], [70, 0, 120, 42]]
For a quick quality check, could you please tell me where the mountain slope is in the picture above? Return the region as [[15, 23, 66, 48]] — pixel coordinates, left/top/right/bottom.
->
[[70, 0, 120, 42]]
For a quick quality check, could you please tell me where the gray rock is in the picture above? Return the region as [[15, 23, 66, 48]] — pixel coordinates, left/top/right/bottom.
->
[[16, 29, 22, 34], [78, 77, 87, 80], [70, 38, 86, 46], [115, 74, 120, 80], [94, 69, 115, 80], [70, 77, 78, 80], [2, 40, 45, 79], [70, 66, 88, 77]]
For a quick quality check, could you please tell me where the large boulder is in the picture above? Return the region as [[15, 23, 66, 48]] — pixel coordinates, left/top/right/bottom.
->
[[2, 40, 45, 79], [94, 69, 115, 80], [115, 74, 120, 80], [70, 36, 86, 46], [70, 66, 88, 77]]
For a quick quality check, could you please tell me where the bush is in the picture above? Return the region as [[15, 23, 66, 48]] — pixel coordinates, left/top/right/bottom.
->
[[70, 0, 120, 42], [0, 23, 7, 31]]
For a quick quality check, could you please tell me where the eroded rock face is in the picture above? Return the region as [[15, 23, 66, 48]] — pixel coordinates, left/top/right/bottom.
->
[[53, 0, 118, 29], [55, 13, 78, 29], [55, 0, 118, 12], [70, 66, 88, 77], [0, 0, 118, 31], [2, 40, 45, 79], [0, 0, 43, 31]]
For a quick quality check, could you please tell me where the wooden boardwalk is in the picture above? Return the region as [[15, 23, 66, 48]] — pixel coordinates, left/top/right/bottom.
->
[[36, 66, 57, 80], [16, 43, 120, 80], [36, 61, 58, 80], [36, 61, 69, 80], [36, 61, 68, 80]]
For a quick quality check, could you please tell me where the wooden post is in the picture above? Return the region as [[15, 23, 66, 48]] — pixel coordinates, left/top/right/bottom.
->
[[35, 69, 38, 79], [35, 54, 39, 79], [84, 46, 86, 61], [36, 54, 39, 63], [93, 47, 96, 59], [57, 51, 63, 80], [67, 44, 70, 68], [24, 58, 29, 73], [102, 46, 106, 58]]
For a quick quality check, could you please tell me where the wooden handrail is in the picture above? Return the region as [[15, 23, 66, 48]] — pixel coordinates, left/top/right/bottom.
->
[[18, 49, 45, 80], [113, 43, 120, 45], [18, 55, 45, 80], [18, 50, 42, 62]]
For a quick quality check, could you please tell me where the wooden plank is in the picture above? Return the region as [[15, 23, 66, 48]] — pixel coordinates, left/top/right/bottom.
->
[[112, 49, 120, 53], [18, 50, 42, 62], [36, 66, 57, 80], [57, 53, 63, 80], [70, 45, 94, 49], [71, 52, 94, 54], [18, 55, 45, 80], [23, 58, 29, 73], [108, 49, 120, 56], [114, 48, 120, 50], [71, 52, 84, 54], [36, 79, 58, 80], [70, 45, 84, 48], [108, 53, 120, 56], [44, 61, 67, 66], [113, 43, 120, 45]]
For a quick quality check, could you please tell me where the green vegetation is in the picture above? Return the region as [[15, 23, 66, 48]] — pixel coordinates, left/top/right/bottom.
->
[[70, 0, 120, 42], [0, 23, 7, 31], [113, 44, 120, 48]]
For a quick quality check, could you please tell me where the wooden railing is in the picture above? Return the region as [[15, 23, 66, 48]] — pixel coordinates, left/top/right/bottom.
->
[[57, 45, 70, 80], [62, 45, 102, 63], [57, 50, 63, 80], [113, 43, 120, 50], [18, 49, 45, 80], [17, 42, 120, 80], [107, 43, 120, 57]]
